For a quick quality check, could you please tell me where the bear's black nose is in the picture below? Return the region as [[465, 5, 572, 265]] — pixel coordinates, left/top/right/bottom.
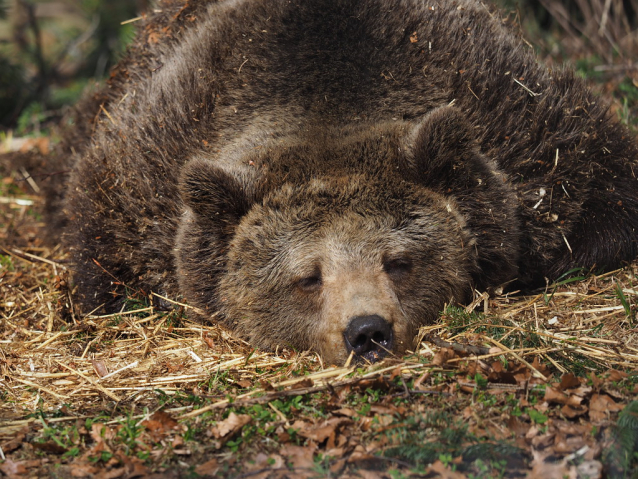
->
[[344, 315, 394, 362]]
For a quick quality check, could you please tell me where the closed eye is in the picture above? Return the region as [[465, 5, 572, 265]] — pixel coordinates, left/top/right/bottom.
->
[[296, 270, 322, 292], [383, 257, 412, 277]]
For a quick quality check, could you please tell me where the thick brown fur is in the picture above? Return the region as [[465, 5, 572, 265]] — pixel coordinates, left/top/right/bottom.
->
[[51, 0, 638, 364]]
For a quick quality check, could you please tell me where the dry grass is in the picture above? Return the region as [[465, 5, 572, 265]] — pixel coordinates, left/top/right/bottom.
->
[[1, 176, 637, 423], [536, 0, 638, 64]]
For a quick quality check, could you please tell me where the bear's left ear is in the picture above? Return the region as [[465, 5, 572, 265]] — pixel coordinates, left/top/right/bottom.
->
[[180, 158, 255, 228], [401, 105, 522, 290], [401, 104, 492, 189]]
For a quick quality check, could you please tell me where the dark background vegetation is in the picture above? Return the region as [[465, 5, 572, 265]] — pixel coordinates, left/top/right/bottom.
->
[[0, 0, 637, 136], [0, 0, 145, 132]]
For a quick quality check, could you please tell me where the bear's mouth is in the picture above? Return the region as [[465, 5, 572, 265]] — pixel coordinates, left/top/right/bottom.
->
[[343, 314, 394, 363]]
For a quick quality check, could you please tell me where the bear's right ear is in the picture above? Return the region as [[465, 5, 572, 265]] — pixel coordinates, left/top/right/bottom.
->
[[180, 159, 255, 227]]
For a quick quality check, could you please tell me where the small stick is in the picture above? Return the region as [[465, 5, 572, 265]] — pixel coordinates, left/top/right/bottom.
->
[[12, 378, 70, 399], [424, 334, 491, 356], [19, 168, 40, 193], [5, 248, 64, 268], [98, 361, 140, 381], [55, 360, 122, 401], [513, 78, 540, 96], [121, 16, 143, 25]]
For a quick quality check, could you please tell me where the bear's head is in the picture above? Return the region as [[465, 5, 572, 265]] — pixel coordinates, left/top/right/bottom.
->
[[176, 106, 520, 365]]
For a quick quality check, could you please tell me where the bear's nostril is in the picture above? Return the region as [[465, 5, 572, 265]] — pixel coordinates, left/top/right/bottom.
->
[[344, 315, 394, 363], [353, 334, 368, 349]]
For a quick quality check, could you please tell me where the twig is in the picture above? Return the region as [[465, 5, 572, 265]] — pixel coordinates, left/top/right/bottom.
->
[[423, 334, 491, 356], [54, 360, 122, 402], [18, 168, 40, 193], [513, 78, 540, 96], [6, 248, 64, 268], [121, 16, 143, 25], [12, 378, 70, 399]]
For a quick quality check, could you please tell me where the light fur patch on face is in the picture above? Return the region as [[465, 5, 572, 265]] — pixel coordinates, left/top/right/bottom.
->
[[312, 224, 411, 365]]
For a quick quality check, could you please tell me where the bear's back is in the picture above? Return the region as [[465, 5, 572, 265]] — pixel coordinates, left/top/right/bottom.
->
[[90, 0, 545, 166], [60, 0, 638, 314]]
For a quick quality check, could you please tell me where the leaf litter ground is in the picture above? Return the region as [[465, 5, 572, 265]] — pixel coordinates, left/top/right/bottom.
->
[[1, 157, 638, 479]]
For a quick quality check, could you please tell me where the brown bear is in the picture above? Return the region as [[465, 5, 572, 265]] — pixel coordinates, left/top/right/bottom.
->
[[52, 0, 638, 364]]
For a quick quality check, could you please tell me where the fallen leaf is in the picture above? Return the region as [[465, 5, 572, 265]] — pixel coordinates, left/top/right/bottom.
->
[[68, 461, 99, 478], [332, 407, 356, 417], [544, 386, 569, 405], [119, 454, 149, 478], [1, 426, 28, 453], [260, 380, 275, 391], [355, 470, 385, 479], [507, 415, 529, 437], [369, 404, 400, 416], [566, 394, 585, 408], [528, 461, 576, 479], [413, 371, 431, 389], [213, 412, 252, 438], [195, 458, 219, 476], [559, 373, 580, 390], [528, 450, 562, 477], [530, 357, 552, 381], [553, 432, 587, 454], [358, 416, 374, 432], [354, 377, 392, 393], [31, 441, 67, 454], [85, 435, 112, 460], [607, 369, 628, 382], [589, 394, 624, 422], [202, 331, 216, 348], [428, 459, 467, 478], [347, 444, 380, 467], [561, 404, 588, 419], [526, 425, 540, 440], [569, 386, 593, 398], [0, 459, 28, 476], [142, 410, 179, 441], [280, 444, 315, 471], [589, 373, 603, 389], [236, 379, 252, 388], [291, 378, 314, 389], [297, 417, 353, 449], [576, 461, 602, 479], [531, 432, 555, 448], [91, 423, 116, 443], [330, 457, 347, 475], [171, 435, 184, 449], [431, 348, 457, 367], [244, 453, 276, 479], [290, 419, 312, 432], [91, 360, 109, 377], [268, 454, 285, 469], [95, 466, 126, 478], [487, 361, 517, 383]]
